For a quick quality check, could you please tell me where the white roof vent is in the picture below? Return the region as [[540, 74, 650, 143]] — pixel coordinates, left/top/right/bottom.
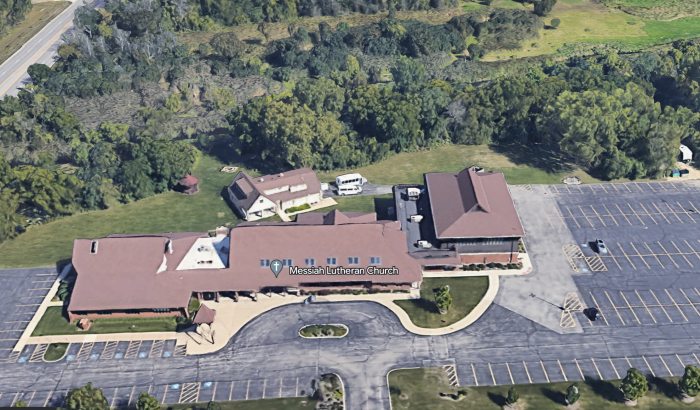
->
[[280, 173, 284, 177], [259, 178, 264, 182]]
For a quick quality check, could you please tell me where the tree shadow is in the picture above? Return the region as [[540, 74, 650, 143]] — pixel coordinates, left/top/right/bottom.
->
[[584, 376, 622, 403], [487, 391, 506, 406], [648, 376, 679, 399], [401, 297, 439, 314], [243, 38, 263, 45], [55, 258, 72, 275], [541, 387, 566, 405], [489, 142, 577, 175]]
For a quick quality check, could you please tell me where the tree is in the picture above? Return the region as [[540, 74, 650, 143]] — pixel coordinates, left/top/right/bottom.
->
[[206, 401, 221, 410], [257, 21, 270, 43], [294, 26, 310, 45], [506, 387, 519, 405], [65, 382, 109, 410], [391, 56, 425, 94], [620, 368, 648, 406], [467, 43, 485, 60], [534, 0, 557, 16], [434, 285, 452, 314], [0, 153, 15, 188], [318, 21, 333, 41], [293, 77, 345, 113], [210, 32, 246, 58], [565, 383, 580, 405], [550, 18, 560, 28], [0, 189, 24, 243], [27, 64, 52, 85], [135, 392, 159, 410], [336, 21, 349, 31], [165, 93, 182, 112], [679, 365, 700, 403]]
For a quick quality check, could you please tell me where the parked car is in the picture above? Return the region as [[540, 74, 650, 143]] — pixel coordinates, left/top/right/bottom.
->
[[337, 185, 362, 196], [595, 239, 607, 254], [585, 307, 602, 321]]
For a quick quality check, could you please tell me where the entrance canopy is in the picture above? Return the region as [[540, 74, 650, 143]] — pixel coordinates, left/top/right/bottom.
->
[[193, 304, 216, 324]]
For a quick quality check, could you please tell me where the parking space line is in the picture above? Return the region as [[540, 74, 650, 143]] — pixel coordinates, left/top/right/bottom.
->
[[625, 357, 632, 369], [652, 203, 671, 224], [640, 204, 658, 224], [149, 340, 164, 358], [677, 354, 685, 368], [557, 360, 568, 382], [657, 242, 678, 268], [677, 202, 696, 223], [262, 379, 267, 399], [76, 342, 93, 361], [574, 359, 585, 380], [685, 241, 700, 261], [246, 381, 250, 400], [665, 290, 688, 321], [649, 290, 673, 322], [690, 201, 700, 214], [125, 340, 142, 359], [11, 392, 19, 407], [619, 292, 641, 324], [628, 204, 645, 225], [634, 290, 657, 323], [629, 243, 650, 269], [25, 391, 36, 406], [602, 205, 619, 226], [163, 386, 168, 403], [590, 205, 606, 226], [506, 363, 514, 385], [609, 358, 620, 379], [471, 364, 478, 386], [542, 208, 555, 229], [578, 206, 594, 227], [591, 358, 603, 380], [605, 291, 626, 325], [488, 363, 496, 385], [616, 204, 633, 225], [578, 184, 585, 194], [680, 289, 700, 317], [694, 353, 700, 367], [278, 378, 282, 398], [664, 202, 684, 223], [642, 356, 655, 377], [43, 391, 53, 408], [659, 356, 673, 376], [672, 242, 694, 267], [606, 249, 623, 270], [657, 182, 667, 191], [229, 382, 234, 401], [616, 244, 636, 269], [101, 341, 117, 359], [599, 183, 608, 193], [590, 293, 610, 325], [523, 362, 532, 383], [565, 206, 581, 228], [541, 361, 550, 383], [635, 183, 645, 192], [128, 386, 136, 406], [111, 387, 119, 408]]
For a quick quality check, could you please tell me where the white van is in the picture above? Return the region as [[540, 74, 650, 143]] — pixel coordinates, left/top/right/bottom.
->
[[336, 173, 367, 187], [337, 185, 362, 196]]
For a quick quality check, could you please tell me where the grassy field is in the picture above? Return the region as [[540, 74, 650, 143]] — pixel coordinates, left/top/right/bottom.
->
[[389, 367, 700, 409], [600, 0, 700, 21], [32, 307, 178, 336], [0, 2, 71, 66], [160, 398, 318, 410], [318, 144, 602, 186], [394, 277, 489, 328], [43, 342, 68, 362], [479, 0, 700, 60]]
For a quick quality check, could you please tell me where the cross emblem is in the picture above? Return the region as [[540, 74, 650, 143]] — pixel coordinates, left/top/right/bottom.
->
[[272, 260, 281, 271]]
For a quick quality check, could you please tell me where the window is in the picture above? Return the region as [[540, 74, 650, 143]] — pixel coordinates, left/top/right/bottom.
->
[[125, 309, 140, 315], [370, 257, 381, 265], [305, 258, 315, 266], [259, 199, 264, 203], [260, 259, 270, 267], [327, 257, 337, 266], [348, 257, 359, 265], [153, 308, 171, 313], [282, 259, 293, 266]]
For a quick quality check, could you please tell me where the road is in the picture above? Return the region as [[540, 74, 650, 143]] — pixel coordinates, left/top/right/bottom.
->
[[0, 0, 101, 98], [2, 181, 700, 409]]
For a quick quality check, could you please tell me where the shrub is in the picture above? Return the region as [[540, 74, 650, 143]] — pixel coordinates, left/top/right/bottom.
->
[[620, 368, 648, 402], [566, 383, 580, 405], [188, 298, 200, 315], [550, 18, 561, 28], [434, 285, 452, 313], [506, 387, 519, 404], [679, 365, 700, 398], [285, 203, 311, 213]]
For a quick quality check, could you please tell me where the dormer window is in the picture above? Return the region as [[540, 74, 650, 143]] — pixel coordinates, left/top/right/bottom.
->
[[90, 240, 98, 254], [348, 257, 359, 265], [327, 257, 337, 266], [370, 257, 381, 265], [305, 258, 315, 266]]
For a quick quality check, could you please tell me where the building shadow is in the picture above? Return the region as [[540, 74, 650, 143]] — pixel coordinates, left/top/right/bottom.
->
[[487, 391, 506, 406], [540, 387, 566, 405], [584, 375, 621, 403], [489, 143, 577, 175], [648, 375, 679, 399], [374, 196, 395, 220]]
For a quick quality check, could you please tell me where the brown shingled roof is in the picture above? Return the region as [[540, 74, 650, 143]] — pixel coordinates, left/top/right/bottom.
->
[[193, 304, 216, 324], [229, 168, 322, 210], [425, 168, 525, 239]]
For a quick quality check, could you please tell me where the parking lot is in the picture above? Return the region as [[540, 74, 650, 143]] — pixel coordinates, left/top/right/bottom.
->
[[0, 376, 315, 407], [456, 352, 700, 387], [0, 268, 59, 363], [14, 339, 184, 364]]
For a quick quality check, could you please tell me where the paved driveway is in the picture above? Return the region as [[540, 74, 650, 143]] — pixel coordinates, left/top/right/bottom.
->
[[323, 184, 393, 198]]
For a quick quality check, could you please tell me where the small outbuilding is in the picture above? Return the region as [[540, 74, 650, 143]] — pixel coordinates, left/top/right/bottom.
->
[[192, 304, 216, 325], [177, 174, 199, 195]]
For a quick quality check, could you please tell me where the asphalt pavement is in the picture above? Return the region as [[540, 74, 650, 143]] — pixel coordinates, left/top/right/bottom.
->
[[0, 0, 103, 98], [3, 181, 700, 409]]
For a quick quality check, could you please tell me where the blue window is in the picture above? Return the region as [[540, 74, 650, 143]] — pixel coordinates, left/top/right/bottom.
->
[[305, 258, 315, 266], [282, 259, 293, 266], [370, 257, 381, 265], [327, 257, 337, 266], [348, 257, 359, 265], [260, 259, 270, 267]]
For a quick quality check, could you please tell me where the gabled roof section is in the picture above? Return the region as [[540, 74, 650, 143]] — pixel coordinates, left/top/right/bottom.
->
[[228, 168, 322, 210], [425, 168, 525, 239]]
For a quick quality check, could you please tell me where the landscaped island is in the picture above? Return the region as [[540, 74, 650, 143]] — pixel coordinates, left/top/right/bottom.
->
[[299, 324, 348, 338]]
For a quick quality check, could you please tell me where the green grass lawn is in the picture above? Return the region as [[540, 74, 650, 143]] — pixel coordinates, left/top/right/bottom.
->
[[160, 397, 318, 410], [299, 324, 348, 337], [394, 277, 489, 328], [390, 367, 700, 409], [43, 342, 68, 362], [32, 307, 178, 336]]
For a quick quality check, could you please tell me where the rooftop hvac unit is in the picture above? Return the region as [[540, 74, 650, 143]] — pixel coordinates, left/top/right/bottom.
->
[[410, 215, 423, 223], [417, 240, 433, 249], [407, 188, 420, 198]]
